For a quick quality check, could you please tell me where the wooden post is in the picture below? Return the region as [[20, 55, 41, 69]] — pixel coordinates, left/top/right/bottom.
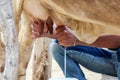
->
[[0, 0, 19, 80]]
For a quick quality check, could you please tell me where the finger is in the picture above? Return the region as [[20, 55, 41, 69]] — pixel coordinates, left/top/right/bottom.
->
[[31, 32, 45, 39], [56, 28, 66, 36], [58, 40, 67, 47], [56, 25, 66, 32], [32, 24, 41, 32], [33, 18, 44, 34], [32, 32, 40, 37], [56, 25, 67, 35], [33, 19, 41, 27], [57, 35, 68, 43], [60, 40, 72, 47], [56, 32, 67, 39], [31, 34, 37, 39], [31, 25, 33, 29], [33, 22, 39, 28], [32, 21, 41, 32], [57, 29, 70, 38]]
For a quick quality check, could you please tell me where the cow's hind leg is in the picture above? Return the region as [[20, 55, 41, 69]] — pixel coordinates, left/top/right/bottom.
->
[[18, 12, 33, 80]]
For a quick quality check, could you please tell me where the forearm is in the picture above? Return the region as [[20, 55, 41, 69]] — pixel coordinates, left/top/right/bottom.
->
[[75, 35, 120, 48]]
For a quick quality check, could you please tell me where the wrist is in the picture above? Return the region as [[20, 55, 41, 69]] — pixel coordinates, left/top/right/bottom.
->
[[75, 39, 79, 46], [74, 38, 80, 46], [74, 38, 77, 46], [74, 38, 88, 46]]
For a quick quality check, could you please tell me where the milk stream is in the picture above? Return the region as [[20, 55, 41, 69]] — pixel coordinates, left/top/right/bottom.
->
[[64, 47, 67, 77]]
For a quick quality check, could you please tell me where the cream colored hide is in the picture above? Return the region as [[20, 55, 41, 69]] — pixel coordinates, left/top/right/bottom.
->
[[20, 1, 120, 79], [12, 0, 120, 79], [21, 0, 120, 43], [1, 0, 120, 80], [40, 0, 120, 43], [19, 0, 120, 79]]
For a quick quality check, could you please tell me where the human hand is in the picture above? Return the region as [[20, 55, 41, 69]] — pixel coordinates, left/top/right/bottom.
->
[[56, 25, 78, 47], [31, 18, 44, 39], [31, 19, 44, 39], [31, 17, 56, 39]]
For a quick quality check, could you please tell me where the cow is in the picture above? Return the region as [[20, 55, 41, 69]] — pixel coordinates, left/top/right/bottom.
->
[[18, 0, 120, 43], [0, 0, 120, 80]]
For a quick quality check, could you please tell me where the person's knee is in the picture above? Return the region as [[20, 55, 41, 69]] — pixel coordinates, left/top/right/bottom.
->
[[50, 42, 64, 57], [117, 49, 120, 53], [50, 42, 59, 53], [117, 49, 120, 62]]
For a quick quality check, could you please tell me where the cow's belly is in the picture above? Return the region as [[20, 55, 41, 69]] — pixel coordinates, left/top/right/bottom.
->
[[22, 0, 120, 44], [23, 0, 49, 21]]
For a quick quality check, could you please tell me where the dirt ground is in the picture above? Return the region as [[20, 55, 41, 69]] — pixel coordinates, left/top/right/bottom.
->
[[26, 53, 118, 80], [51, 58, 118, 80], [51, 58, 101, 80]]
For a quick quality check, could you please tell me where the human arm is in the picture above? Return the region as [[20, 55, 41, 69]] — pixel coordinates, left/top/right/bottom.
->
[[56, 26, 120, 48], [31, 18, 120, 48], [75, 35, 120, 49]]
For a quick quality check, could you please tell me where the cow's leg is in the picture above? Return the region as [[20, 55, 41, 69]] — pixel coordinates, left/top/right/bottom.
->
[[33, 38, 52, 80], [18, 12, 33, 80]]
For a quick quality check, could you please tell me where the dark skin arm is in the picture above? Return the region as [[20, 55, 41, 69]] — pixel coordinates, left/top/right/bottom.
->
[[75, 35, 120, 48], [31, 18, 120, 49], [55, 26, 120, 48]]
